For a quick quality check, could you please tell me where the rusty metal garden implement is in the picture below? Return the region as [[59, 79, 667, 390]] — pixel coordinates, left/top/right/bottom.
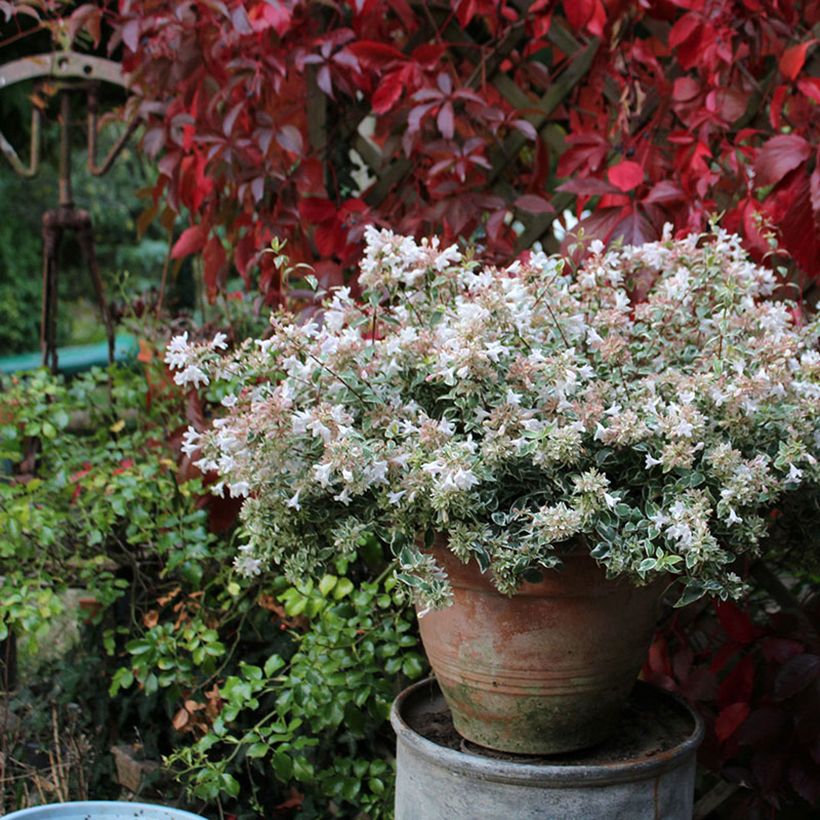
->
[[0, 50, 140, 372]]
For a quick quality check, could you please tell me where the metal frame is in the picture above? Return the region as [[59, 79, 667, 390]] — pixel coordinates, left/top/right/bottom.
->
[[0, 51, 138, 371]]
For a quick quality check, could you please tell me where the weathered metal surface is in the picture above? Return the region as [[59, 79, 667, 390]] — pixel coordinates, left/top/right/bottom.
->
[[392, 677, 704, 820], [0, 51, 129, 90], [0, 51, 133, 371], [40, 205, 115, 371], [417, 547, 665, 753]]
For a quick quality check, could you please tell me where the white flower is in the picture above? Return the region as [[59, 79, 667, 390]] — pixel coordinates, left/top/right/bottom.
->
[[286, 491, 301, 511], [313, 463, 333, 487], [449, 468, 479, 491], [228, 481, 250, 498], [674, 418, 694, 438], [234, 554, 262, 577], [726, 508, 743, 526], [364, 460, 389, 486], [181, 427, 201, 457], [164, 332, 190, 368], [212, 332, 228, 350], [221, 394, 238, 408], [174, 364, 209, 388], [786, 463, 803, 483]]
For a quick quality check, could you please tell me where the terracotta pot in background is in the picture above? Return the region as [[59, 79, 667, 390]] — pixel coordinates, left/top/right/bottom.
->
[[417, 547, 666, 754]]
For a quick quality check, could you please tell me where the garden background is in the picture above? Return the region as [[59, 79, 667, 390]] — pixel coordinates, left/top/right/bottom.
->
[[0, 0, 818, 817]]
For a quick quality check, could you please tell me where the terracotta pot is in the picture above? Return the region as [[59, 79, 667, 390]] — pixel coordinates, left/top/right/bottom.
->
[[417, 547, 665, 754]]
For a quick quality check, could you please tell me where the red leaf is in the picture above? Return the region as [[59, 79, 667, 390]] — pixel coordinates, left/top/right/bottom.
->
[[437, 100, 455, 140], [719, 653, 755, 708], [299, 197, 337, 224], [668, 13, 699, 49], [779, 40, 815, 82], [764, 166, 818, 278], [275, 125, 303, 155], [121, 19, 140, 52], [234, 234, 258, 284], [314, 222, 342, 257], [486, 208, 508, 242], [223, 100, 245, 137], [611, 206, 658, 246], [231, 4, 253, 34], [715, 702, 750, 742], [563, 0, 594, 30], [754, 134, 811, 187], [797, 77, 820, 104], [372, 71, 405, 114], [760, 637, 804, 664], [455, 0, 478, 27], [514, 194, 554, 214], [562, 207, 626, 255], [411, 44, 447, 67], [557, 178, 619, 195], [672, 76, 700, 102], [643, 181, 685, 204], [812, 166, 820, 214], [512, 119, 538, 141], [203, 236, 226, 300], [770, 85, 788, 130], [715, 601, 759, 644], [349, 40, 405, 65], [259, 1, 292, 36], [607, 160, 644, 193], [171, 225, 206, 259], [185, 395, 206, 442], [317, 64, 334, 98], [736, 707, 789, 746], [774, 654, 820, 700]]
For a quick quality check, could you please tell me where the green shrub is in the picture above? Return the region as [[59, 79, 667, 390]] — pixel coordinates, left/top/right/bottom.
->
[[0, 362, 422, 817]]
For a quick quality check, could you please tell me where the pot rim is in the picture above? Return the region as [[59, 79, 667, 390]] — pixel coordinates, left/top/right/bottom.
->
[[390, 677, 705, 788]]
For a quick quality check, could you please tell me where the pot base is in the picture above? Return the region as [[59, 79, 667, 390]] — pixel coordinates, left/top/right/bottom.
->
[[392, 677, 704, 820]]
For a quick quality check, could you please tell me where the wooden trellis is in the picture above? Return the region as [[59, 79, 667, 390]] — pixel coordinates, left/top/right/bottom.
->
[[305, 13, 606, 253]]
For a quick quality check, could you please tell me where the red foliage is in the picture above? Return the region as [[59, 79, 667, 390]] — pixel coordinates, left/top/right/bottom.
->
[[100, 0, 819, 301], [4, 2, 818, 293], [644, 597, 820, 814]]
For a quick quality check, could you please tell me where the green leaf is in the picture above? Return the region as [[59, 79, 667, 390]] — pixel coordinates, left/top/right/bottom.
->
[[293, 756, 315, 782], [264, 654, 285, 677], [246, 742, 269, 758], [402, 655, 425, 679], [220, 772, 240, 797], [319, 574, 337, 596], [333, 577, 354, 599]]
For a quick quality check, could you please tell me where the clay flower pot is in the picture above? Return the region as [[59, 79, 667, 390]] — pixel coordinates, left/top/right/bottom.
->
[[417, 548, 666, 754]]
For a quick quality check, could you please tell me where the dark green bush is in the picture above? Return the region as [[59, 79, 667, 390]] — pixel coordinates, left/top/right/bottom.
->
[[0, 361, 423, 817]]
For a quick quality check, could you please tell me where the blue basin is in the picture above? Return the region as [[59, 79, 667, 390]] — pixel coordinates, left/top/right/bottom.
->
[[3, 802, 207, 820]]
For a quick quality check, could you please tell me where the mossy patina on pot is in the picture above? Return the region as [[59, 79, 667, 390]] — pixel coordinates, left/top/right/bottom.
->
[[417, 548, 665, 754]]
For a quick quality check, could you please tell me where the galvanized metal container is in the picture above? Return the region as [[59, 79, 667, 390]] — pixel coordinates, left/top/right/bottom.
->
[[392, 677, 704, 820], [3, 801, 206, 820]]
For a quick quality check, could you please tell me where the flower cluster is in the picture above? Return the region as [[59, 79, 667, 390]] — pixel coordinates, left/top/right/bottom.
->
[[167, 225, 820, 608]]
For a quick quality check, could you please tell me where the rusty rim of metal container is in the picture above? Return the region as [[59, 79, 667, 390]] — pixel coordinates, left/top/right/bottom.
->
[[391, 677, 705, 788]]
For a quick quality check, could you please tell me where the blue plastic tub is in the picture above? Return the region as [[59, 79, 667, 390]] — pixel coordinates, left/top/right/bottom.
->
[[2, 802, 207, 820]]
